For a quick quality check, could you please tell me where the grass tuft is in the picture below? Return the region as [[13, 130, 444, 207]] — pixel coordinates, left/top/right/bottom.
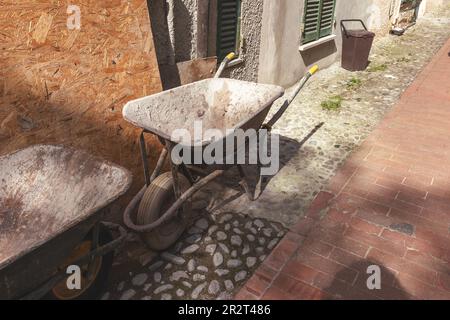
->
[[367, 63, 388, 72], [321, 95, 343, 111], [346, 77, 362, 90]]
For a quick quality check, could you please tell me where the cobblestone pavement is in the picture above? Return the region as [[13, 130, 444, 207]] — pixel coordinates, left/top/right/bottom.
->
[[102, 11, 450, 300], [209, 13, 450, 227], [103, 213, 285, 300]]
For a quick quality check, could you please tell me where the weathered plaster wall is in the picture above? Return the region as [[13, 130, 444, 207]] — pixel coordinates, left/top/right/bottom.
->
[[425, 0, 450, 11], [149, 0, 263, 84], [223, 0, 265, 82], [150, 0, 447, 89], [147, 0, 201, 88], [258, 0, 304, 87], [174, 0, 198, 61], [258, 0, 396, 88], [147, 0, 197, 65], [368, 0, 397, 32]]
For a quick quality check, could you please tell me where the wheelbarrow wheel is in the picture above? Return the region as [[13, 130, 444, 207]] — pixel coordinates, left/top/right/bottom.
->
[[46, 224, 113, 300], [137, 172, 191, 251]]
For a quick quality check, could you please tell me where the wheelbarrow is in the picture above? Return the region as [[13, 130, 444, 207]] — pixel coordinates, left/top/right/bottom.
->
[[0, 145, 132, 299], [122, 62, 319, 251]]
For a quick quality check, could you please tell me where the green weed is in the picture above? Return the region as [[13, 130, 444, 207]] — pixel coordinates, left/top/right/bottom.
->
[[321, 95, 343, 111]]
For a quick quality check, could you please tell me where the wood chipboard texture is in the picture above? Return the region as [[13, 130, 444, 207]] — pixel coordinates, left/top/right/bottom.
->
[[0, 1, 163, 211]]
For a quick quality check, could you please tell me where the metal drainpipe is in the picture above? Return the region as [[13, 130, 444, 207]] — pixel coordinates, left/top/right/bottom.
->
[[167, 0, 176, 65]]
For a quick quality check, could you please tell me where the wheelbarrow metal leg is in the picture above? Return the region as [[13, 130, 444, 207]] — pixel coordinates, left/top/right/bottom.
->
[[171, 163, 181, 198], [140, 130, 168, 186], [123, 145, 168, 232], [238, 165, 256, 201], [87, 222, 100, 281], [91, 222, 100, 250], [139, 131, 151, 186], [180, 163, 195, 185], [152, 147, 168, 182], [165, 140, 181, 198]]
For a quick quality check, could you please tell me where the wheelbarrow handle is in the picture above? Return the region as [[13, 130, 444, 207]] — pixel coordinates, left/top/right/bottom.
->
[[264, 65, 319, 129], [308, 65, 319, 76], [214, 52, 237, 78], [289, 65, 319, 105]]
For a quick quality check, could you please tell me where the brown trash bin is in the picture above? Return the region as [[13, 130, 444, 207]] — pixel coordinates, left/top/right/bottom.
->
[[341, 20, 375, 71]]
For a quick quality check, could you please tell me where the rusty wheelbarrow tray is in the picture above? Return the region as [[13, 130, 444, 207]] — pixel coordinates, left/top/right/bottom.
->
[[122, 67, 318, 251], [0, 145, 132, 299]]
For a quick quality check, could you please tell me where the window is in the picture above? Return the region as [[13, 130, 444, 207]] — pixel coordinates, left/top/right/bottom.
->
[[302, 0, 336, 44], [216, 0, 242, 61]]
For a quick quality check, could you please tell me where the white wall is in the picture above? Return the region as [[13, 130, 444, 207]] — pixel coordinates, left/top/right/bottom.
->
[[258, 0, 304, 87], [254, 0, 448, 87], [258, 0, 388, 88]]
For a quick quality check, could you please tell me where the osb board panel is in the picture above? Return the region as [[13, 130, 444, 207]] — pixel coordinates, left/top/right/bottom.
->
[[0, 1, 163, 211]]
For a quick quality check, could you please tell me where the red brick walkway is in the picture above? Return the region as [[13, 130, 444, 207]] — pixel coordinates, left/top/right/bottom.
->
[[236, 38, 450, 300]]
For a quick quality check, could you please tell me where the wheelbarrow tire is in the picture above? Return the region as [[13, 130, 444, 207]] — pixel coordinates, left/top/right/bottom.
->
[[137, 172, 191, 251], [46, 224, 114, 300]]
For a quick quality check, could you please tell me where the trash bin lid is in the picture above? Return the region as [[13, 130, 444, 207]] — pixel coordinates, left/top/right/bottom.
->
[[346, 30, 375, 38]]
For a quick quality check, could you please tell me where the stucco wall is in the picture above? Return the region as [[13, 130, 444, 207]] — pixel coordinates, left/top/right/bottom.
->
[[148, 0, 263, 84], [174, 0, 198, 61], [149, 0, 447, 88], [425, 0, 450, 10], [258, 0, 304, 87], [368, 0, 397, 32], [147, 0, 197, 65], [223, 0, 264, 82]]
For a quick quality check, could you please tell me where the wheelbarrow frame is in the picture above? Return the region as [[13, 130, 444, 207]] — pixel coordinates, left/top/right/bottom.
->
[[0, 61, 318, 299], [123, 65, 319, 234], [17, 220, 127, 300]]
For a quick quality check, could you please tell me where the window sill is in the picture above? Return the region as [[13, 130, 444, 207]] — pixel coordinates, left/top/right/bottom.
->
[[299, 34, 336, 52], [226, 57, 244, 68]]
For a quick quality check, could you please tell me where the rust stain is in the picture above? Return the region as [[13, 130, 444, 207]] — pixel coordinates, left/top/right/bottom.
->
[[0, 195, 24, 233]]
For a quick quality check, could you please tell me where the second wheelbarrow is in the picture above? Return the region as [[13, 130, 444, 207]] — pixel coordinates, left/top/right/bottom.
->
[[122, 66, 319, 251], [0, 145, 131, 299]]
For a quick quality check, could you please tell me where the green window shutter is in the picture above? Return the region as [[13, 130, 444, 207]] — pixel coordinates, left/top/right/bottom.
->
[[216, 0, 241, 61], [303, 0, 321, 44], [302, 0, 336, 44], [319, 0, 336, 38]]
